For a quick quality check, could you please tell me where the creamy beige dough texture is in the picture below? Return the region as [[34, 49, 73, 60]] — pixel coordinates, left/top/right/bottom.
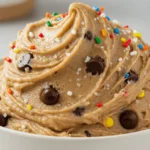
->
[[0, 2, 150, 137]]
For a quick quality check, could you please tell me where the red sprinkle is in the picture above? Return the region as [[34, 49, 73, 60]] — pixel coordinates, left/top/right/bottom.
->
[[39, 33, 44, 38], [122, 91, 128, 96], [97, 11, 102, 16], [110, 34, 114, 39], [5, 57, 12, 63], [123, 39, 132, 47], [11, 45, 15, 49], [124, 25, 129, 29], [96, 102, 103, 108]]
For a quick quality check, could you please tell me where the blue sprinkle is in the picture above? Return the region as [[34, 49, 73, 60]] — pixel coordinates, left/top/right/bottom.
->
[[114, 28, 120, 34], [138, 44, 143, 50], [125, 73, 130, 79], [106, 16, 111, 21], [56, 18, 62, 21], [92, 6, 100, 12]]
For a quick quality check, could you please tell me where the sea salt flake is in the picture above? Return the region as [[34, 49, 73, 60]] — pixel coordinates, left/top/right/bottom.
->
[[67, 91, 73, 96], [84, 56, 91, 63]]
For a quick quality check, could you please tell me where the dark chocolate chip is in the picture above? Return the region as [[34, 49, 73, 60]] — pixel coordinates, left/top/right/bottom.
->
[[17, 53, 34, 72], [65, 45, 69, 49], [84, 130, 92, 137], [84, 31, 93, 40], [119, 110, 138, 129], [0, 114, 9, 127], [86, 56, 105, 75], [125, 70, 139, 83], [73, 107, 85, 116], [40, 85, 59, 105]]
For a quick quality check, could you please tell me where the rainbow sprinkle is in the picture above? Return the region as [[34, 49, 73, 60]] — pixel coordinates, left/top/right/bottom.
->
[[114, 28, 120, 34]]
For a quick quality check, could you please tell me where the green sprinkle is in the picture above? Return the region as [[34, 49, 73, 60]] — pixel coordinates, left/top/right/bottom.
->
[[46, 21, 52, 27], [95, 36, 102, 44], [53, 12, 58, 16]]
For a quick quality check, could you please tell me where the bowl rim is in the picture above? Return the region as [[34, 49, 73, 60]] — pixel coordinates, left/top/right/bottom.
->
[[0, 126, 149, 140]]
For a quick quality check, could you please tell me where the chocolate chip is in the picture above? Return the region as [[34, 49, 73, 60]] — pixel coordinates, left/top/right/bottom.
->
[[84, 31, 93, 40], [65, 45, 69, 49], [86, 56, 105, 75], [84, 130, 92, 137], [17, 53, 34, 72], [125, 70, 139, 83], [0, 114, 9, 127], [73, 107, 85, 116], [40, 85, 59, 105], [119, 110, 138, 129]]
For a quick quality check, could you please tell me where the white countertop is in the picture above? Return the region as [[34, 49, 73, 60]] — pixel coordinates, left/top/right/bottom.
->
[[0, 0, 150, 58]]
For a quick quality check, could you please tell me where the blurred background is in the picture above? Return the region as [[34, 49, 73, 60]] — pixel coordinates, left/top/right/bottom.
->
[[0, 0, 150, 57]]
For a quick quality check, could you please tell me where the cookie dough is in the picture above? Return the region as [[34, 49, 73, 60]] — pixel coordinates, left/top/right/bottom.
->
[[0, 2, 150, 137]]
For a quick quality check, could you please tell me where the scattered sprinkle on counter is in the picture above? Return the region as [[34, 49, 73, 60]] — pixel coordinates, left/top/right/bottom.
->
[[138, 44, 143, 50], [96, 102, 103, 108], [121, 38, 126, 43], [53, 12, 58, 16], [130, 51, 137, 56], [84, 56, 91, 63], [71, 29, 77, 35], [55, 38, 61, 43], [92, 6, 100, 12], [30, 45, 36, 50], [67, 91, 73, 96], [137, 91, 145, 98], [7, 88, 13, 95], [123, 39, 131, 47], [39, 33, 44, 38], [114, 28, 120, 34], [101, 29, 107, 37], [105, 117, 114, 128], [29, 32, 34, 38], [95, 36, 102, 44], [45, 12, 51, 18], [27, 104, 32, 110], [46, 21, 52, 27], [14, 48, 20, 53]]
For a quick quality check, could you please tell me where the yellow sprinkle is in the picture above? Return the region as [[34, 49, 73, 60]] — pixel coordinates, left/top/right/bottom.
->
[[101, 29, 107, 37], [137, 91, 145, 98], [134, 32, 142, 38], [14, 48, 20, 53], [104, 117, 114, 128], [121, 38, 126, 43], [27, 104, 32, 110]]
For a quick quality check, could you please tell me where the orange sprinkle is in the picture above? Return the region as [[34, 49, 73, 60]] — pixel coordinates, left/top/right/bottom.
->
[[143, 45, 149, 51], [101, 29, 107, 37], [100, 7, 105, 11], [7, 88, 13, 95], [30, 45, 36, 50], [103, 18, 107, 22], [45, 12, 51, 18]]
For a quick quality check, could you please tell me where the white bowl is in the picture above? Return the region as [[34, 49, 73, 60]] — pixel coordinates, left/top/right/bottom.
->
[[0, 0, 150, 150], [0, 127, 150, 150]]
